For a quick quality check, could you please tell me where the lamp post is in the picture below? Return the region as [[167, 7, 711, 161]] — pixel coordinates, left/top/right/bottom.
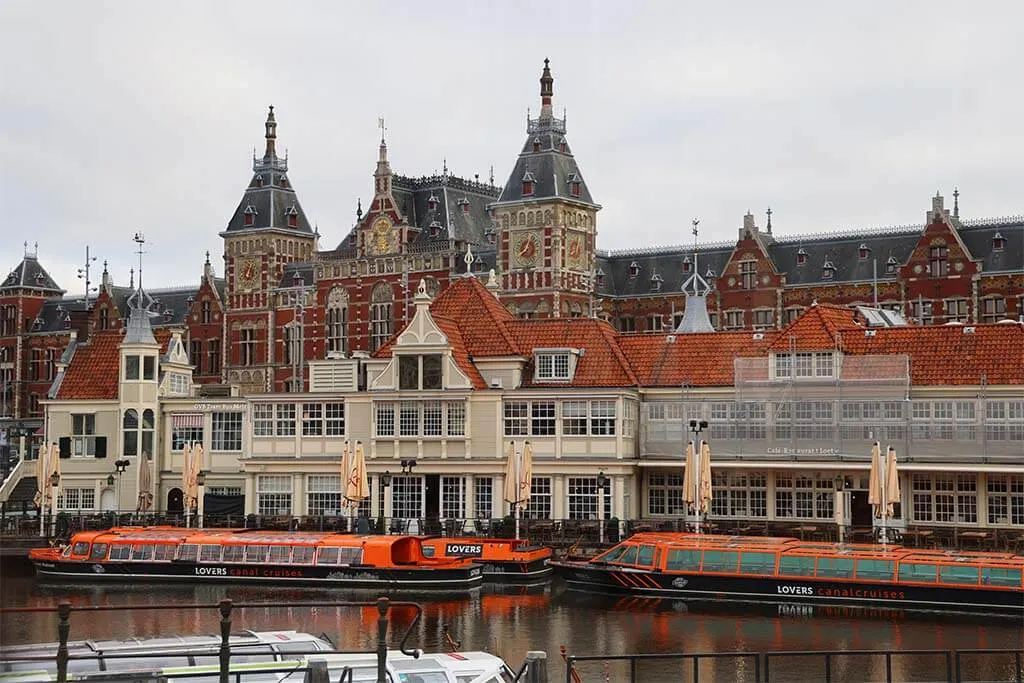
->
[[399, 460, 417, 528], [113, 458, 130, 515], [49, 470, 60, 538], [689, 419, 708, 533], [596, 470, 609, 545], [380, 471, 392, 533], [196, 470, 207, 528]]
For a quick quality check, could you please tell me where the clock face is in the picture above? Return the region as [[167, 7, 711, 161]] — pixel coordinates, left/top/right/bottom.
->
[[371, 217, 393, 255], [567, 234, 585, 270], [514, 232, 539, 268], [235, 257, 260, 291]]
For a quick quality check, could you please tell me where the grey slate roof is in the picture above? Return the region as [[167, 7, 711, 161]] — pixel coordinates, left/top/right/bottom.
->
[[493, 117, 597, 207], [1, 255, 64, 294], [595, 245, 734, 298], [959, 219, 1024, 274], [769, 229, 920, 287], [222, 171, 313, 235]]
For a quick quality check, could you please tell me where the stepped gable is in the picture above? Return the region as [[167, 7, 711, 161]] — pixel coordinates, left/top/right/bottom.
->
[[223, 106, 313, 235], [493, 59, 598, 208], [426, 275, 519, 358], [1, 251, 63, 294], [846, 321, 1024, 386], [769, 303, 860, 352], [509, 317, 638, 388], [56, 329, 172, 400], [619, 329, 780, 387], [595, 244, 734, 298]]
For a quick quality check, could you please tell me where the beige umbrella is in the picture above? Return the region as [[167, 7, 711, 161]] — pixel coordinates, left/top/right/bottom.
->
[[682, 441, 696, 512], [867, 441, 882, 518], [181, 444, 193, 510], [345, 441, 370, 509], [502, 440, 519, 507], [188, 444, 204, 511], [884, 446, 901, 519], [339, 440, 352, 513], [33, 443, 48, 508], [137, 456, 154, 513], [518, 441, 534, 507], [698, 440, 713, 515]]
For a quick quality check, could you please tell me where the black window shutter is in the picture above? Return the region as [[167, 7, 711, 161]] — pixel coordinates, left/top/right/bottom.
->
[[94, 436, 108, 459], [58, 437, 71, 459]]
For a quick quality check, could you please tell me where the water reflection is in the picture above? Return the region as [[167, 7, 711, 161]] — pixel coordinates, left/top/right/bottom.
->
[[2, 565, 1021, 682]]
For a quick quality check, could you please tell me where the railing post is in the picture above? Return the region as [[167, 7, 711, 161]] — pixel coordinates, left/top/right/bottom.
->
[[376, 597, 389, 683], [824, 653, 831, 683], [524, 651, 548, 683], [692, 654, 699, 682], [754, 654, 762, 683], [944, 650, 953, 683], [629, 658, 637, 682], [1016, 651, 1022, 683], [885, 652, 892, 683], [55, 601, 71, 683], [218, 598, 233, 683]]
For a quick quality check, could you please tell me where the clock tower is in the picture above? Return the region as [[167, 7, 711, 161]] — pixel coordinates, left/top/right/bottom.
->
[[491, 59, 601, 318], [220, 106, 316, 393]]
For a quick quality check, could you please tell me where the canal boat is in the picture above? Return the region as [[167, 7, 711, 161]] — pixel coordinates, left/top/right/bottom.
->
[[551, 532, 1024, 613], [28, 526, 484, 591], [418, 537, 553, 583]]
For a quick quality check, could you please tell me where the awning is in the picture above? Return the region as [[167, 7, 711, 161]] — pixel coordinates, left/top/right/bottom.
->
[[171, 413, 203, 429]]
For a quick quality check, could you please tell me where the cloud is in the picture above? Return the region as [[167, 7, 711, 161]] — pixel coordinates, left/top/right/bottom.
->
[[1, 1, 1022, 291]]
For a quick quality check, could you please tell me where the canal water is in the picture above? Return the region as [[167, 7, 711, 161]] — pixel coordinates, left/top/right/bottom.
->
[[1, 559, 1021, 682]]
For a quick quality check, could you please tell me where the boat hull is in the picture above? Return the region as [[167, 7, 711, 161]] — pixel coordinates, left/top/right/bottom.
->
[[552, 561, 1023, 614], [419, 538, 553, 584], [32, 558, 484, 591]]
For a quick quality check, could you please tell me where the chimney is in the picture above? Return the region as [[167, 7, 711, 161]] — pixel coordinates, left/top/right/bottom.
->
[[740, 212, 757, 240]]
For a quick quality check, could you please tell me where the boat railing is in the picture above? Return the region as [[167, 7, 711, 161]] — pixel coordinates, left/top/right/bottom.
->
[[0, 597, 423, 683], [562, 647, 1024, 683]]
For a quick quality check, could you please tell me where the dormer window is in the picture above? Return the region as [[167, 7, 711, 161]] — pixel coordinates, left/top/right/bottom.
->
[[796, 248, 808, 265], [682, 256, 692, 273], [458, 198, 470, 214], [486, 227, 497, 244], [243, 205, 257, 227], [427, 194, 438, 211], [532, 138, 541, 153], [822, 260, 836, 280], [398, 354, 443, 390], [566, 172, 582, 198], [521, 171, 536, 197], [705, 267, 715, 279], [993, 232, 1006, 251], [858, 243, 870, 260], [534, 348, 579, 382], [280, 175, 288, 188], [255, 174, 264, 188], [285, 205, 299, 228], [162, 309, 173, 323], [429, 220, 442, 237], [629, 261, 640, 278], [98, 307, 109, 330], [886, 256, 898, 274], [558, 139, 567, 153], [35, 272, 46, 286], [650, 273, 663, 292], [595, 268, 604, 286]]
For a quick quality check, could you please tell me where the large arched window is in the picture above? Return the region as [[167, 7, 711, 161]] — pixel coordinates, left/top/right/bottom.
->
[[326, 286, 349, 355], [123, 409, 139, 457], [141, 409, 155, 457], [370, 282, 394, 352]]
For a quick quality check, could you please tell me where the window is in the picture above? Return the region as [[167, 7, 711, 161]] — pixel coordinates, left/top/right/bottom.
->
[[325, 402, 345, 436], [240, 329, 256, 366], [858, 244, 870, 260], [208, 340, 221, 375], [646, 314, 663, 332], [441, 477, 465, 519], [211, 412, 242, 451], [911, 473, 976, 523], [886, 256, 899, 274], [945, 299, 968, 324], [623, 400, 638, 438], [257, 475, 292, 516], [986, 475, 1024, 526], [796, 249, 808, 266], [566, 477, 611, 520], [503, 401, 529, 436], [617, 317, 636, 333], [899, 563, 937, 583], [376, 403, 395, 437], [143, 356, 155, 380], [253, 404, 274, 437], [71, 414, 96, 457], [275, 404, 296, 436], [739, 261, 757, 290], [45, 349, 57, 380], [399, 355, 444, 390], [125, 355, 140, 380], [447, 402, 465, 437], [307, 475, 343, 515], [374, 401, 464, 438], [140, 409, 155, 457], [122, 409, 139, 456], [753, 309, 774, 328], [167, 373, 190, 396], [392, 476, 423, 519], [709, 472, 767, 518], [774, 474, 835, 520], [326, 292, 349, 356], [856, 559, 894, 581], [531, 402, 556, 436], [590, 400, 616, 435], [201, 300, 212, 324], [523, 477, 552, 519], [724, 311, 744, 329], [929, 245, 948, 277], [648, 472, 685, 516], [1, 305, 16, 335], [910, 300, 933, 325], [302, 403, 323, 436], [562, 401, 588, 436], [283, 323, 300, 365], [981, 297, 1006, 323], [779, 555, 815, 577], [536, 352, 571, 381], [56, 488, 96, 511], [189, 340, 203, 374], [474, 477, 493, 519], [370, 283, 394, 352]]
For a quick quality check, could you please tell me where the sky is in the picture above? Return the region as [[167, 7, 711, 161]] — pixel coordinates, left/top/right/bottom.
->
[[2, 1, 1023, 294]]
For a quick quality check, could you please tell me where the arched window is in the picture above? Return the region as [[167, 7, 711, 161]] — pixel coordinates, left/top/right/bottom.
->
[[142, 409, 155, 458], [326, 287, 349, 355], [123, 409, 139, 457], [370, 282, 394, 352]]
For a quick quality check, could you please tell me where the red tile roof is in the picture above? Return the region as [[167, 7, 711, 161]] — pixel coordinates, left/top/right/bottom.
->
[[620, 330, 781, 386], [431, 315, 487, 389], [57, 330, 171, 400], [769, 303, 859, 352], [428, 276, 519, 358], [508, 317, 639, 388]]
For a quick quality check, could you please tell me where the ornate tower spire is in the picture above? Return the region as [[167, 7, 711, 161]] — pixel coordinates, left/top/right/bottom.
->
[[540, 58, 554, 120], [374, 117, 394, 200], [264, 105, 278, 160]]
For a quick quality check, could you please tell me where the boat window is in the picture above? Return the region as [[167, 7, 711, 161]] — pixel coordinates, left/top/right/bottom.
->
[[132, 544, 153, 561], [701, 551, 739, 572], [152, 545, 177, 561], [855, 559, 894, 581], [597, 545, 630, 563], [71, 541, 90, 556], [665, 549, 702, 571], [778, 555, 815, 576], [635, 545, 656, 567], [816, 557, 854, 578], [105, 655, 191, 671], [176, 544, 199, 562], [940, 565, 980, 585], [338, 547, 364, 565], [222, 546, 245, 563], [898, 562, 938, 583], [245, 545, 268, 563], [108, 543, 132, 561], [292, 546, 315, 564], [200, 545, 222, 563], [739, 552, 776, 575], [89, 543, 108, 561], [317, 547, 341, 565], [268, 545, 291, 563], [982, 567, 1023, 587], [615, 545, 639, 565]]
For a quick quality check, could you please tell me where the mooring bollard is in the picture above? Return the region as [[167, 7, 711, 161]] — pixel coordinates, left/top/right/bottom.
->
[[376, 597, 390, 683], [524, 650, 548, 683], [56, 601, 71, 683], [218, 599, 233, 683], [303, 658, 330, 683]]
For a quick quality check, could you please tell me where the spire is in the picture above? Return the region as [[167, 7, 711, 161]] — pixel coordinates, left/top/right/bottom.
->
[[252, 106, 287, 173], [540, 57, 554, 119], [263, 105, 277, 159], [676, 218, 715, 334], [374, 117, 393, 199], [100, 259, 111, 292], [953, 186, 960, 219], [124, 233, 157, 345], [766, 206, 773, 235], [203, 250, 215, 281]]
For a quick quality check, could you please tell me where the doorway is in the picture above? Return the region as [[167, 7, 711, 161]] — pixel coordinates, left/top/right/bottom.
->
[[850, 491, 871, 527], [425, 474, 440, 520], [167, 488, 184, 515]]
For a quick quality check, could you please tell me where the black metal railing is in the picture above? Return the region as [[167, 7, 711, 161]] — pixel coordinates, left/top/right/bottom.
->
[[562, 648, 1024, 683]]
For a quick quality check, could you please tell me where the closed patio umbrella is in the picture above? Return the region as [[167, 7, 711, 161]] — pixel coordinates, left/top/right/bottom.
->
[[682, 441, 696, 513], [345, 440, 370, 511], [884, 445, 901, 519], [698, 440, 713, 516], [867, 441, 882, 519], [137, 455, 153, 513]]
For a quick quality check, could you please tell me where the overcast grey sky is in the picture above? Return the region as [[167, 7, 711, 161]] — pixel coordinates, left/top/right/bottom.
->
[[2, 1, 1023, 294]]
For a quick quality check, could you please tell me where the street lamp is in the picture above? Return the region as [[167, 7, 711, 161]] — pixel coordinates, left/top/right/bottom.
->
[[49, 471, 60, 488], [113, 458, 130, 514], [688, 419, 708, 533], [596, 470, 609, 545], [380, 471, 392, 487], [400, 459, 417, 474]]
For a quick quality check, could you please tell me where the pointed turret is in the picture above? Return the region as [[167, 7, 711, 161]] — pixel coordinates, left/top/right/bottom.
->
[[222, 106, 313, 235], [1, 244, 64, 294]]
